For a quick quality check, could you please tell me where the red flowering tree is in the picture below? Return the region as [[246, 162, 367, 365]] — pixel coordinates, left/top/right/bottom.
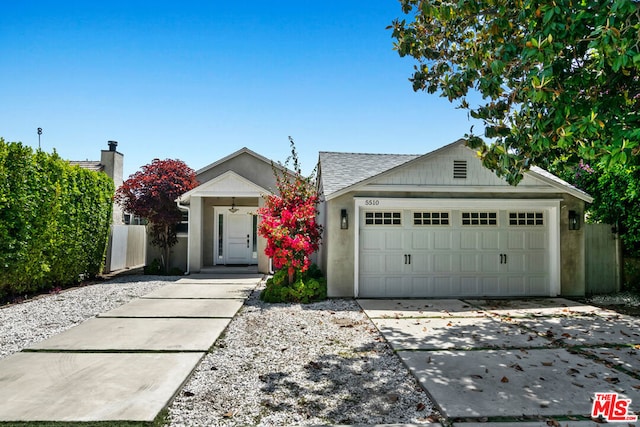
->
[[115, 158, 198, 273], [258, 138, 322, 285]]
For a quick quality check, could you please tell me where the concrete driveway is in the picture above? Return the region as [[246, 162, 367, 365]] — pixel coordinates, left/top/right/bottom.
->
[[358, 298, 640, 426]]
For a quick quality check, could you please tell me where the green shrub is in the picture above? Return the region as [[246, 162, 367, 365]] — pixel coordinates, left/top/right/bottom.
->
[[260, 265, 327, 303], [144, 258, 183, 276], [624, 258, 640, 292], [0, 139, 113, 299]]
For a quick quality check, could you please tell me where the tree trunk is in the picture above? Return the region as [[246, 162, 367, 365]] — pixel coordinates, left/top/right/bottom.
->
[[163, 224, 170, 274]]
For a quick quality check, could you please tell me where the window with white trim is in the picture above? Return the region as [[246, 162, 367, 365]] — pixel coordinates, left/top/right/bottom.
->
[[176, 211, 189, 235], [461, 211, 498, 226], [365, 211, 402, 225], [509, 212, 544, 226], [414, 212, 450, 225]]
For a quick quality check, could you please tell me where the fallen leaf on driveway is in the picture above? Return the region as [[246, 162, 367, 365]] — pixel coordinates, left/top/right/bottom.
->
[[510, 363, 524, 371], [620, 330, 631, 337], [470, 374, 483, 379], [501, 376, 509, 383], [416, 402, 426, 411], [605, 377, 620, 384], [567, 368, 580, 376], [541, 362, 554, 366], [223, 411, 234, 418]]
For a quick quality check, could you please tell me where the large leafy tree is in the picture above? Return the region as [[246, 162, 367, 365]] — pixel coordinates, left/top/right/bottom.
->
[[258, 138, 322, 285], [391, 0, 640, 184], [115, 159, 198, 272], [551, 160, 640, 256]]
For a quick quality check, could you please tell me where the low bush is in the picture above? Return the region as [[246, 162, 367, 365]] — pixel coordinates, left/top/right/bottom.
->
[[260, 265, 327, 304], [624, 258, 640, 292], [144, 258, 183, 276]]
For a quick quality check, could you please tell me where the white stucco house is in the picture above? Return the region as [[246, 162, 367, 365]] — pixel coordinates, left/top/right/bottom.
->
[[316, 140, 593, 298], [169, 141, 593, 299]]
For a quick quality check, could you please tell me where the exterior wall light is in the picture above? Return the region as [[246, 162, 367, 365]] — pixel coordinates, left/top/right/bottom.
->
[[340, 209, 348, 230], [568, 210, 580, 230]]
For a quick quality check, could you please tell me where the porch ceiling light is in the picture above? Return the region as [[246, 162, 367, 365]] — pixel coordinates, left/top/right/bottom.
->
[[229, 197, 239, 213]]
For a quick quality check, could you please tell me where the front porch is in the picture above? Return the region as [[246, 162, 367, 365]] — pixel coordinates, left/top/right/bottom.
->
[[177, 169, 272, 274]]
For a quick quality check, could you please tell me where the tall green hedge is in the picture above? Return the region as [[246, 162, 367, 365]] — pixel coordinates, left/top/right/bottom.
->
[[0, 138, 114, 298]]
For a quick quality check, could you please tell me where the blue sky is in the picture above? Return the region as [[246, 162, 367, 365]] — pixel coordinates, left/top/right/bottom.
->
[[1, 1, 479, 178]]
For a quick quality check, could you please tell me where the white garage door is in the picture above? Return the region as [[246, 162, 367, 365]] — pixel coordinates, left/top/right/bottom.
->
[[359, 208, 551, 298]]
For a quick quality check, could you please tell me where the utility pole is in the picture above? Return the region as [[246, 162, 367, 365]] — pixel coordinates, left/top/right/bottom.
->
[[37, 127, 42, 149]]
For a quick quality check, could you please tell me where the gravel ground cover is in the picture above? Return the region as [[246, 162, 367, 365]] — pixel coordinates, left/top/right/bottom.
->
[[0, 275, 171, 359], [167, 285, 435, 426], [586, 291, 640, 317], [1, 275, 435, 425]]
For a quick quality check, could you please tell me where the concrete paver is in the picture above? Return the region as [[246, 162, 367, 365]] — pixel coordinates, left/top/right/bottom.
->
[[398, 348, 640, 418], [27, 317, 231, 351], [465, 298, 619, 318], [0, 273, 262, 423], [515, 315, 640, 346], [580, 346, 640, 377], [0, 352, 204, 421], [358, 299, 488, 318], [176, 274, 263, 284], [361, 298, 640, 425], [99, 297, 245, 318], [142, 283, 255, 299], [373, 317, 550, 350]]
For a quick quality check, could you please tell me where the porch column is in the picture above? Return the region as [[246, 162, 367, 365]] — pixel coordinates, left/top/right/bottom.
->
[[189, 196, 203, 273], [257, 197, 269, 273]]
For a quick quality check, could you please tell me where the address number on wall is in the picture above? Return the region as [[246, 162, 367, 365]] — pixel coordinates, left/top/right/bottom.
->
[[364, 199, 380, 206]]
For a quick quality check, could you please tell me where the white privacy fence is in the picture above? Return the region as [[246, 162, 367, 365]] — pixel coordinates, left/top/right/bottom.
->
[[585, 223, 621, 294], [104, 225, 147, 273]]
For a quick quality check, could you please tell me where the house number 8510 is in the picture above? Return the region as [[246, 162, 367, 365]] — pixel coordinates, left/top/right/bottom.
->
[[364, 199, 380, 206]]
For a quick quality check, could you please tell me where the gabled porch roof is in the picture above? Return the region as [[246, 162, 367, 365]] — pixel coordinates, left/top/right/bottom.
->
[[177, 170, 270, 204]]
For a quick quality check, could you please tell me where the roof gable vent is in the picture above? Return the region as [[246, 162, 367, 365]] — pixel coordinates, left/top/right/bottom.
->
[[453, 160, 467, 179]]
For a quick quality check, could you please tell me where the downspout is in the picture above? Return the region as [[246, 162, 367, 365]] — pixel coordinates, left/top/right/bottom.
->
[[176, 198, 191, 275]]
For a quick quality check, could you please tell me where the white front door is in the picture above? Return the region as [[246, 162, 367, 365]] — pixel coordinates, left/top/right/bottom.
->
[[215, 207, 258, 265]]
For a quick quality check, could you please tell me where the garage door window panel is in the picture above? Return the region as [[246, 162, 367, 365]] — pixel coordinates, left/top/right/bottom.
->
[[364, 211, 402, 225], [509, 212, 544, 226], [461, 212, 498, 226], [414, 211, 450, 225]]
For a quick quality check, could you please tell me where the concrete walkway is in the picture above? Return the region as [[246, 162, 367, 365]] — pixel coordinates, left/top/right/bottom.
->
[[359, 298, 640, 427], [0, 274, 262, 422]]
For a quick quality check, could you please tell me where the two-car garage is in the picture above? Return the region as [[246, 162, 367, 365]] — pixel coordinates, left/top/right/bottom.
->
[[356, 198, 561, 298]]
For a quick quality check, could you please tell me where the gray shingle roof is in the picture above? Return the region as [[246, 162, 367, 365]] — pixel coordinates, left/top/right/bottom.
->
[[319, 151, 420, 197], [68, 160, 104, 172]]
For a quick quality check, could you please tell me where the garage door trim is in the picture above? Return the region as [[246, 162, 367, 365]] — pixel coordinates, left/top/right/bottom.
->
[[353, 197, 561, 298]]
